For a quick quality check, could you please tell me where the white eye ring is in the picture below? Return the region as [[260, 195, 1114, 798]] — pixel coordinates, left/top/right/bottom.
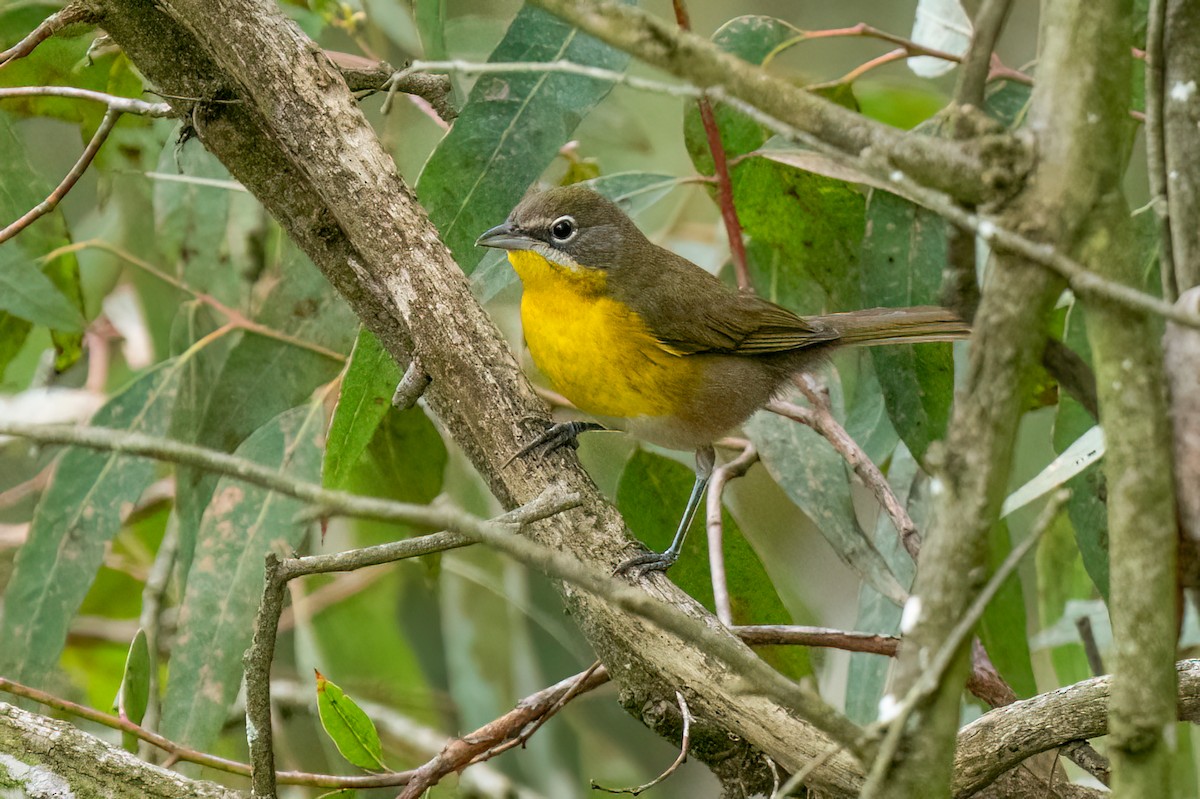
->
[[549, 215, 577, 242]]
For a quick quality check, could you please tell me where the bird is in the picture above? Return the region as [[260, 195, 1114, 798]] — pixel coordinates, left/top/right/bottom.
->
[[477, 184, 967, 577]]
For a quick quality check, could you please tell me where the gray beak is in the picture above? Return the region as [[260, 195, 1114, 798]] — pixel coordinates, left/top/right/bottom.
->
[[476, 222, 534, 250]]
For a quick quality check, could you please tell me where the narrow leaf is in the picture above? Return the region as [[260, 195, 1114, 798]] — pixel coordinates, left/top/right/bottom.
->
[[846, 445, 920, 723], [114, 628, 151, 753], [745, 408, 908, 605], [161, 402, 325, 752], [861, 190, 954, 462], [316, 670, 388, 772], [416, 4, 629, 272], [324, 328, 403, 489], [0, 246, 86, 331], [0, 361, 181, 684]]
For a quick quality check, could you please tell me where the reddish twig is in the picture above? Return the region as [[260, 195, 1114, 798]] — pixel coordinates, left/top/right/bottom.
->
[[0, 108, 119, 245], [592, 690, 692, 795], [672, 0, 750, 290], [770, 379, 921, 559], [397, 664, 611, 798], [705, 442, 759, 625], [0, 3, 97, 68]]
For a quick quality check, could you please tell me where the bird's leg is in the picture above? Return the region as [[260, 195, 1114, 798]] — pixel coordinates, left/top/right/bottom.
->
[[615, 445, 716, 578], [503, 420, 606, 468]]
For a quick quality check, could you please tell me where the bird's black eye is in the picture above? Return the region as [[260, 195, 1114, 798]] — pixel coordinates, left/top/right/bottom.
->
[[550, 216, 576, 242]]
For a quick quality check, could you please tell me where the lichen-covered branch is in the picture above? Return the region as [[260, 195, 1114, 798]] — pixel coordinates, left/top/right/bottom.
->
[[883, 0, 1138, 796], [0, 702, 240, 799]]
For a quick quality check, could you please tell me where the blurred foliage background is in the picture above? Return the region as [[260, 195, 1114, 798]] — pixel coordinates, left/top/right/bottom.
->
[[0, 0, 1191, 797]]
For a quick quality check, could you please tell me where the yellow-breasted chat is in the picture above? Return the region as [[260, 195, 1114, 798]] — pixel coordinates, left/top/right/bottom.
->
[[477, 185, 967, 576]]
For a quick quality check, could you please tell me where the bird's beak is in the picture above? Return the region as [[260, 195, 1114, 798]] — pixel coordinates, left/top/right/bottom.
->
[[476, 222, 534, 251]]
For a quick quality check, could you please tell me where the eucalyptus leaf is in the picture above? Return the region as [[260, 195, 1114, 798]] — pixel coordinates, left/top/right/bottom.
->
[[0, 361, 181, 685], [324, 328, 403, 489], [417, 4, 629, 273], [316, 671, 388, 772], [861, 190, 954, 462], [745, 409, 908, 605], [161, 402, 325, 752]]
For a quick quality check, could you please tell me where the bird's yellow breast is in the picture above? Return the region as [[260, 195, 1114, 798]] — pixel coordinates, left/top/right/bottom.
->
[[507, 250, 701, 419]]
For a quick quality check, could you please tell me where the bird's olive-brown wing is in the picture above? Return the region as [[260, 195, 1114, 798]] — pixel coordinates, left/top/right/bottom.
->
[[622, 264, 837, 356]]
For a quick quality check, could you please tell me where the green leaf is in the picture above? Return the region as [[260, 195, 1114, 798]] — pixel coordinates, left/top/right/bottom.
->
[[0, 110, 85, 370], [153, 140, 240, 306], [341, 404, 446, 511], [316, 670, 388, 772], [1035, 510, 1096, 688], [732, 156, 866, 311], [161, 402, 325, 752], [683, 16, 794, 173], [414, 0, 447, 59], [0, 361, 181, 684], [743, 233, 826, 318], [846, 445, 919, 723], [0, 245, 85, 331], [861, 190, 954, 462], [175, 331, 340, 581], [977, 519, 1037, 698], [841, 353, 900, 466], [984, 80, 1033, 128], [416, 4, 629, 273], [745, 407, 908, 606], [0, 314, 32, 383], [114, 629, 151, 753], [324, 328, 403, 489], [1052, 303, 1109, 599], [470, 170, 678, 303], [0, 8, 110, 126], [616, 449, 811, 679]]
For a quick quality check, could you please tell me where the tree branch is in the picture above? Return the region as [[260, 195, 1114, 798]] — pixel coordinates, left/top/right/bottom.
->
[[0, 701, 240, 799], [885, 0, 1138, 793], [529, 0, 1027, 206]]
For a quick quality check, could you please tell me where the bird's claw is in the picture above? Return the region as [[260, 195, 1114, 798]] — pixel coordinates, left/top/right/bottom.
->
[[504, 421, 604, 468], [613, 550, 678, 579]]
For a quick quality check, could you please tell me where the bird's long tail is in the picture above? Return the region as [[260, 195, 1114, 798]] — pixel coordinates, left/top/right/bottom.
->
[[820, 306, 970, 346]]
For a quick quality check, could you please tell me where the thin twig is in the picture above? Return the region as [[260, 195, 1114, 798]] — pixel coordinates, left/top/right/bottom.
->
[[674, 0, 749, 290], [1145, 0, 1177, 301], [0, 3, 97, 67], [0, 108, 119, 245], [954, 0, 1015, 108], [771, 388, 920, 560], [0, 86, 173, 116], [735, 625, 898, 655], [494, 660, 607, 755], [593, 690, 692, 795], [397, 665, 612, 798], [1076, 615, 1106, 676], [706, 443, 758, 625], [245, 486, 581, 797], [0, 422, 581, 530]]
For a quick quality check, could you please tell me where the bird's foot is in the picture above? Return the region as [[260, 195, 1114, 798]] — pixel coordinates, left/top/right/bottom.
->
[[504, 421, 605, 468], [613, 550, 678, 578]]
